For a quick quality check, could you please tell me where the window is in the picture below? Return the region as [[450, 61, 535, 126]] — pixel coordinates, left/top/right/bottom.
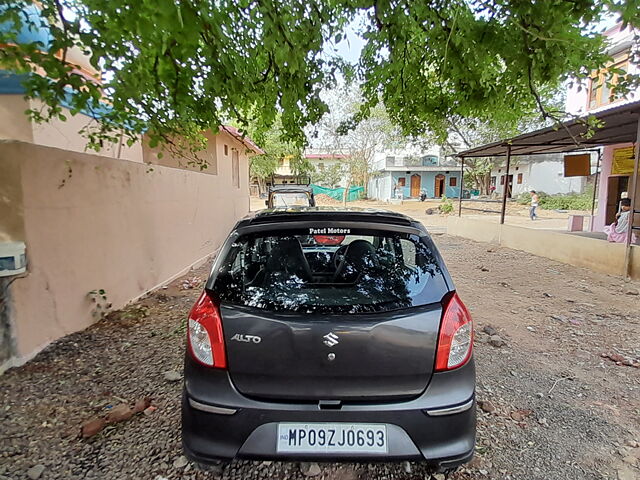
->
[[272, 192, 311, 207], [588, 52, 629, 109], [490, 176, 496, 186], [397, 178, 406, 187], [212, 229, 446, 313], [500, 175, 505, 185], [224, 144, 229, 156], [449, 177, 457, 187], [517, 173, 523, 184], [232, 150, 240, 188]]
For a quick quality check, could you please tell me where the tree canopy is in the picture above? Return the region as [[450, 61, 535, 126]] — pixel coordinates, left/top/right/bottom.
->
[[1, 0, 638, 152], [247, 116, 302, 189]]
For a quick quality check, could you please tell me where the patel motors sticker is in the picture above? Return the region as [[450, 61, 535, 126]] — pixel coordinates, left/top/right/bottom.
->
[[309, 227, 351, 235]]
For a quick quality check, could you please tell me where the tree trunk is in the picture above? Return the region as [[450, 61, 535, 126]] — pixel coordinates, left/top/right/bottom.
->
[[343, 179, 351, 206], [257, 176, 266, 196], [480, 173, 491, 195]]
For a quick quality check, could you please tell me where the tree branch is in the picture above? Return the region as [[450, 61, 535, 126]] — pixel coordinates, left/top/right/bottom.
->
[[52, 0, 70, 64]]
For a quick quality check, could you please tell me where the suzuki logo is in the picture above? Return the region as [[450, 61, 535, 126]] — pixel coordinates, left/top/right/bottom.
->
[[323, 332, 339, 347]]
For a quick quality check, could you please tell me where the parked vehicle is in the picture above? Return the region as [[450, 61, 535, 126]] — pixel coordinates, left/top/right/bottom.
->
[[182, 207, 475, 472], [420, 190, 427, 202], [266, 184, 315, 208]]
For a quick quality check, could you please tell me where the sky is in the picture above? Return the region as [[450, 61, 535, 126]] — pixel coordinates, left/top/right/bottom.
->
[[334, 21, 365, 65]]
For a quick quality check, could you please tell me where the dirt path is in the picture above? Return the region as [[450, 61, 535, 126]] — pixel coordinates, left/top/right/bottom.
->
[[1, 237, 638, 480], [250, 196, 594, 233]]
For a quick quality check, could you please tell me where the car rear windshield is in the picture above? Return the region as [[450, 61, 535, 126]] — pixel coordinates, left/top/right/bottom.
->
[[211, 228, 448, 313], [272, 192, 311, 207]]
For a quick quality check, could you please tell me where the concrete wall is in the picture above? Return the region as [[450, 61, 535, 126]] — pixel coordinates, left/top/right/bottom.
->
[[0, 139, 250, 367], [0, 155, 26, 243], [368, 173, 393, 201], [447, 216, 640, 279], [0, 96, 143, 161]]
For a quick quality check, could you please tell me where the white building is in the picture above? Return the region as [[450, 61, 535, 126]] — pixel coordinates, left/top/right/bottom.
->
[[490, 154, 591, 198]]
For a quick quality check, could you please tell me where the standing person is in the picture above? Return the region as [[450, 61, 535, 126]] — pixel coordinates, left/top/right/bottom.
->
[[529, 190, 539, 220]]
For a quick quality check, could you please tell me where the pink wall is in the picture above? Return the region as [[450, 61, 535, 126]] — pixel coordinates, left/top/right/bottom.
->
[[593, 143, 636, 232], [593, 146, 614, 232], [1, 138, 251, 365]]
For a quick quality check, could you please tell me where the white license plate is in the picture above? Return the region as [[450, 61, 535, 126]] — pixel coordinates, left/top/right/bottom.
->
[[277, 423, 388, 454]]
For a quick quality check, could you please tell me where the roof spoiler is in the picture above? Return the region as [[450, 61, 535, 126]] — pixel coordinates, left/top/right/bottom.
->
[[248, 211, 413, 227]]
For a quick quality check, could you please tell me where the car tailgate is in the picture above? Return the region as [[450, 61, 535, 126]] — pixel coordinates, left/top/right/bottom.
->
[[221, 303, 442, 401]]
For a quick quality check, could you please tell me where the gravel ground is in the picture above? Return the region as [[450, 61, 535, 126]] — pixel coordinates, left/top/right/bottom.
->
[[1, 235, 639, 480]]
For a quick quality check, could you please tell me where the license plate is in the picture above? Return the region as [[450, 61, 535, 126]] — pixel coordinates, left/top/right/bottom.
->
[[277, 423, 388, 454]]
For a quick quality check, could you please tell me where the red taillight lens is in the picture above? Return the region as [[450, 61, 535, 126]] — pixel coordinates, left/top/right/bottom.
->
[[435, 293, 473, 372], [187, 291, 227, 368]]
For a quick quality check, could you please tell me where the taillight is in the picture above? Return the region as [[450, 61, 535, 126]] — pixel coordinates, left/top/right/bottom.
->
[[187, 291, 227, 368], [435, 293, 473, 371]]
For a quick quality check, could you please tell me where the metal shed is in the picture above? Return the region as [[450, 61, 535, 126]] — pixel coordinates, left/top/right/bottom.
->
[[455, 100, 640, 279]]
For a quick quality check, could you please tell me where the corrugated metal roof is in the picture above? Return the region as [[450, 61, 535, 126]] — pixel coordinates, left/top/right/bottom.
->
[[457, 100, 640, 158]]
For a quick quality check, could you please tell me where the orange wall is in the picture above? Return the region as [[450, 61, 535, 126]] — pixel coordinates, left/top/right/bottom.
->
[[0, 138, 250, 365]]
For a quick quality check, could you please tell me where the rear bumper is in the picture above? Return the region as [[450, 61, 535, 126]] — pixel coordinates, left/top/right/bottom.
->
[[182, 358, 476, 470]]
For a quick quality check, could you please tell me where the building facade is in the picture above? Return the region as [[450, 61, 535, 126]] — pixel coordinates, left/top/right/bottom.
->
[[565, 23, 639, 231], [367, 146, 461, 201], [490, 154, 590, 198]]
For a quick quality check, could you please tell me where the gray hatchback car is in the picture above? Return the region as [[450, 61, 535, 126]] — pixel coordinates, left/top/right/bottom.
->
[[182, 207, 475, 472]]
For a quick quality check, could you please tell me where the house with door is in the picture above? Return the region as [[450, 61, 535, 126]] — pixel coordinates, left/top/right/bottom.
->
[[489, 154, 591, 198], [565, 22, 639, 231], [367, 146, 462, 201]]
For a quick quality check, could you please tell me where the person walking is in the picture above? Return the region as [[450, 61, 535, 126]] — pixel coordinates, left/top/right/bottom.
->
[[529, 190, 539, 220]]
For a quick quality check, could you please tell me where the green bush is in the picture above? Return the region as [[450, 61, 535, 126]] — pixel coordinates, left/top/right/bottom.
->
[[517, 191, 533, 205], [517, 186, 594, 211], [440, 195, 454, 214]]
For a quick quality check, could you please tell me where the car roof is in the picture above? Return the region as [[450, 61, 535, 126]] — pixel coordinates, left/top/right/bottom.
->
[[237, 206, 418, 228], [269, 185, 313, 193]]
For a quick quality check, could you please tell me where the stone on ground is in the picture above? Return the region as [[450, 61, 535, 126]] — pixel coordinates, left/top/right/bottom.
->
[[27, 465, 45, 480], [300, 462, 322, 477]]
